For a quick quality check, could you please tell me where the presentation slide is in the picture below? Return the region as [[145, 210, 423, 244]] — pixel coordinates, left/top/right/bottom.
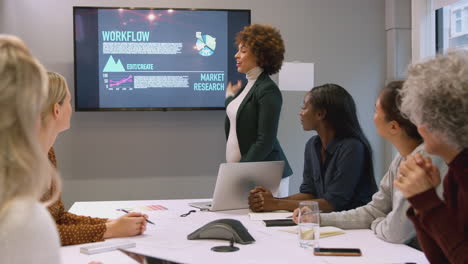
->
[[74, 8, 250, 110]]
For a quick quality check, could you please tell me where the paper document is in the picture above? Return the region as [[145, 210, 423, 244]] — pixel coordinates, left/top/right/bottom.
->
[[249, 211, 293, 221], [278, 226, 345, 238], [122, 204, 168, 212]]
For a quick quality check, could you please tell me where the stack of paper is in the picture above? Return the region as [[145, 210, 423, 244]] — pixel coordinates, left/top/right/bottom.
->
[[249, 211, 293, 221], [278, 226, 345, 238], [80, 240, 136, 255]]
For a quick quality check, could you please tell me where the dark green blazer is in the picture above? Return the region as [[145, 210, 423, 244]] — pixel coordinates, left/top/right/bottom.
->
[[225, 72, 293, 178]]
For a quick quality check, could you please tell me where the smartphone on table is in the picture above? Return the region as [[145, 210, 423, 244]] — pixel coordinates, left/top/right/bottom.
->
[[314, 247, 362, 256]]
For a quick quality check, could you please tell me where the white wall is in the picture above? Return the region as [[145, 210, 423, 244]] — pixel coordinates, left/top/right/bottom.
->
[[385, 0, 412, 164], [1, 0, 386, 208]]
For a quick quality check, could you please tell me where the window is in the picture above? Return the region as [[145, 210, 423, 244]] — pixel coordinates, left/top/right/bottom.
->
[[436, 0, 468, 53], [453, 9, 462, 34]]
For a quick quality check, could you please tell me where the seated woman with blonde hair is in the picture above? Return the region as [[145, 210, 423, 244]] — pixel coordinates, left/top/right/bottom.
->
[[0, 35, 61, 264], [40, 72, 148, 246]]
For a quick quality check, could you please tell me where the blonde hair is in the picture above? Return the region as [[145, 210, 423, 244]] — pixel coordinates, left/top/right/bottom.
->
[[41, 72, 68, 121], [400, 50, 468, 149], [0, 35, 61, 212]]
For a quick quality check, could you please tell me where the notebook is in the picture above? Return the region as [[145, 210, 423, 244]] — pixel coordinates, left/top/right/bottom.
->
[[278, 226, 345, 238]]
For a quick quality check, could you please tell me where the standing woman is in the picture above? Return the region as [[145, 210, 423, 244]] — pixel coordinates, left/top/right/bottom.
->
[[0, 35, 61, 264], [395, 50, 468, 264], [225, 24, 292, 195], [40, 72, 148, 246]]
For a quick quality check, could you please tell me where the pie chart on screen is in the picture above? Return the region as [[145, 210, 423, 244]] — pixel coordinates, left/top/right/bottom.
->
[[196, 32, 216, 56]]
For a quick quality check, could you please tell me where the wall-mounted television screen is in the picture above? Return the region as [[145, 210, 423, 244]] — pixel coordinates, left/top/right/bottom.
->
[[73, 7, 251, 111]]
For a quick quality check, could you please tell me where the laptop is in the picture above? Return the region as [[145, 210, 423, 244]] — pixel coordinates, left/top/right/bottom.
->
[[189, 161, 285, 211]]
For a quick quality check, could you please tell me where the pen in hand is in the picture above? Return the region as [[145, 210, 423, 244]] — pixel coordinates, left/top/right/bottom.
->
[[117, 209, 155, 225]]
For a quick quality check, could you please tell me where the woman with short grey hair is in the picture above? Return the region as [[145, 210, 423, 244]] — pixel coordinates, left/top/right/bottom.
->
[[399, 50, 468, 149], [395, 50, 468, 264]]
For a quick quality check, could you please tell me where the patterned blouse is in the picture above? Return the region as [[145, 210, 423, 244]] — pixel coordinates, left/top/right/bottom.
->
[[41, 147, 108, 246]]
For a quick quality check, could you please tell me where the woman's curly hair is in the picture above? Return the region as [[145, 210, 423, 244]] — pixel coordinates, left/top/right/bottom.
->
[[399, 50, 468, 149], [236, 24, 285, 75]]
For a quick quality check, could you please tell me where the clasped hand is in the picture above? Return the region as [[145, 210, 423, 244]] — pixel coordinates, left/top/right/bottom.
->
[[394, 152, 441, 198], [248, 186, 277, 212]]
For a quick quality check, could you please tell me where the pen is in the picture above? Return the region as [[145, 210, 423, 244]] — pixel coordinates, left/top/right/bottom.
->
[[117, 209, 155, 225]]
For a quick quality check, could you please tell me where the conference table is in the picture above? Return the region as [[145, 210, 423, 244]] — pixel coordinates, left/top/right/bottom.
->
[[62, 199, 429, 264]]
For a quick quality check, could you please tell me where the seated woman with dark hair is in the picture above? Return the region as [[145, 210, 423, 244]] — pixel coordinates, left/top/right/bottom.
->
[[248, 84, 377, 212], [298, 81, 447, 245], [395, 50, 468, 264], [40, 72, 148, 246]]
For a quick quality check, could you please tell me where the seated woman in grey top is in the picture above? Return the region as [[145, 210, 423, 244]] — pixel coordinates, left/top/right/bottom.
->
[[295, 81, 447, 244], [248, 84, 377, 212]]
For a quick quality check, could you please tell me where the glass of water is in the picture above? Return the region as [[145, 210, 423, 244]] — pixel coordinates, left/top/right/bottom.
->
[[297, 201, 320, 249]]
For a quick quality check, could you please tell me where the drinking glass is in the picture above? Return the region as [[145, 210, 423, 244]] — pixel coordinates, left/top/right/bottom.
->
[[297, 201, 320, 249]]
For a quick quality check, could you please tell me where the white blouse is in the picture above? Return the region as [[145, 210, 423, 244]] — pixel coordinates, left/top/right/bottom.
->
[[226, 66, 263, 162]]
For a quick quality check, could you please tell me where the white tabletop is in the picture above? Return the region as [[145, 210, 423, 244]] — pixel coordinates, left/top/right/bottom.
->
[[62, 199, 429, 264]]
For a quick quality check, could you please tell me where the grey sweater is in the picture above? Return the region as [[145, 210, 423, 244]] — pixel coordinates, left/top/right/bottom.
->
[[320, 144, 447, 244]]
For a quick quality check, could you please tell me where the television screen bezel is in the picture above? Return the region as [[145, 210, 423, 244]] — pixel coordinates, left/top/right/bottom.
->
[[73, 6, 251, 112]]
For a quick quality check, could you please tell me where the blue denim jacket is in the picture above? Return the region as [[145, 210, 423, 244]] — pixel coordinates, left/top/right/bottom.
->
[[300, 136, 377, 211]]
